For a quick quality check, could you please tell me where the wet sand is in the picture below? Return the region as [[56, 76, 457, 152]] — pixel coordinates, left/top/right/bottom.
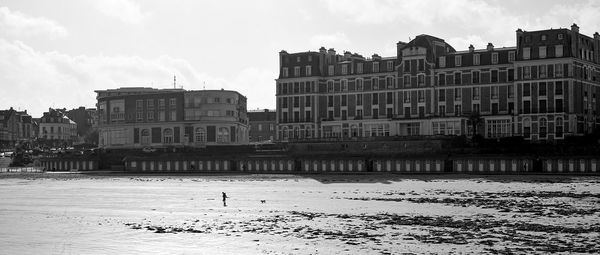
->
[[1, 174, 599, 254]]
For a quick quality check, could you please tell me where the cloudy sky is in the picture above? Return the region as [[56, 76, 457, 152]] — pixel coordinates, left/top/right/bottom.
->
[[1, 0, 599, 117]]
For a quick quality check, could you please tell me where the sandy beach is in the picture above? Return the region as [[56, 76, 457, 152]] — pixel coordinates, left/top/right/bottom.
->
[[1, 174, 599, 254]]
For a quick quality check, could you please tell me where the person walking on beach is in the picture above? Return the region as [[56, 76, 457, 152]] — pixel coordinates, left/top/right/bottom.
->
[[222, 192, 228, 207]]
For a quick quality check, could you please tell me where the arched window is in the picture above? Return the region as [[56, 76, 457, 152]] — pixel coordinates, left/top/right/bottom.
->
[[195, 127, 206, 143], [218, 127, 229, 143], [539, 118, 547, 138], [163, 128, 173, 144], [141, 129, 150, 144], [523, 118, 531, 138], [555, 117, 564, 138]]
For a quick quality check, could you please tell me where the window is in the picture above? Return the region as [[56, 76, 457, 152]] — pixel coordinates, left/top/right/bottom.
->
[[523, 83, 531, 97], [327, 96, 333, 107], [372, 78, 379, 90], [491, 86, 499, 99], [387, 61, 394, 71], [523, 118, 531, 138], [136, 111, 143, 121], [555, 117, 564, 137], [455, 55, 462, 66], [439, 57, 445, 68], [403, 91, 410, 103], [454, 88, 462, 100], [372, 109, 379, 118], [373, 62, 379, 72], [328, 65, 334, 75], [508, 86, 514, 98], [438, 105, 446, 116], [455, 105, 462, 116], [555, 99, 563, 112], [491, 70, 498, 83], [294, 66, 300, 76], [342, 95, 347, 106], [539, 99, 547, 113], [147, 99, 154, 109], [141, 129, 150, 144], [541, 35, 547, 41], [555, 45, 563, 57], [472, 87, 480, 100], [136, 100, 143, 110], [170, 98, 176, 108], [386, 92, 393, 104], [195, 127, 206, 143], [539, 118, 547, 138], [438, 89, 446, 101], [386, 77, 394, 88], [524, 66, 531, 79], [472, 71, 480, 84], [492, 53, 498, 64], [438, 73, 445, 86], [357, 94, 363, 105], [341, 65, 348, 75], [305, 110, 311, 121], [418, 90, 425, 102], [403, 75, 411, 87], [356, 109, 363, 118], [539, 65, 547, 78], [372, 93, 378, 105], [539, 46, 547, 58], [417, 74, 425, 86], [163, 128, 173, 144], [281, 69, 293, 81], [297, 56, 301, 62], [404, 60, 410, 72], [523, 47, 530, 60], [357, 79, 364, 91], [158, 111, 165, 121], [214, 97, 220, 103], [555, 64, 563, 77], [293, 96, 299, 108], [217, 127, 229, 143], [305, 66, 312, 76], [147, 111, 154, 121], [357, 63, 363, 74], [523, 100, 531, 114], [555, 81, 563, 95], [558, 33, 564, 40], [509, 51, 515, 62], [158, 99, 165, 110], [454, 72, 462, 85], [418, 59, 424, 71], [305, 96, 311, 107], [327, 81, 334, 92], [539, 82, 547, 96], [342, 80, 348, 91], [472, 103, 480, 113], [473, 54, 480, 65], [508, 68, 515, 81]]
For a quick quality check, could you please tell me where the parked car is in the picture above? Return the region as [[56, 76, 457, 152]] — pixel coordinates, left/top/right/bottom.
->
[[142, 147, 157, 153]]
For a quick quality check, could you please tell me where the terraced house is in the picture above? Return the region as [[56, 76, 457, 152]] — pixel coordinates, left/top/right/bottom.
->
[[276, 24, 600, 142], [96, 87, 249, 148]]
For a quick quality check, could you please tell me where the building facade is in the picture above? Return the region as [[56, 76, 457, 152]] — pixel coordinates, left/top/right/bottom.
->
[[38, 108, 78, 146], [275, 24, 600, 142], [66, 107, 98, 144], [96, 87, 249, 148], [0, 108, 36, 148], [248, 109, 276, 143]]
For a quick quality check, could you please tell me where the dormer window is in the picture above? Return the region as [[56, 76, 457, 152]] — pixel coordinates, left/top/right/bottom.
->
[[473, 54, 480, 65], [558, 34, 564, 40], [297, 56, 301, 62], [492, 53, 498, 64], [387, 61, 394, 71], [373, 62, 380, 72], [541, 35, 547, 41], [455, 56, 462, 66]]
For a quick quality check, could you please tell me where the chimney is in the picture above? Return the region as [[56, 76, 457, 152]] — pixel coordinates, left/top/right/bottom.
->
[[319, 47, 326, 53], [486, 43, 494, 51], [468, 44, 474, 53], [327, 48, 336, 55], [344, 51, 352, 59], [372, 54, 381, 60], [571, 23, 580, 33]]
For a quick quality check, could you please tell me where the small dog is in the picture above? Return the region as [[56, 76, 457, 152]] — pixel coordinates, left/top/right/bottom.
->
[[260, 200, 266, 204]]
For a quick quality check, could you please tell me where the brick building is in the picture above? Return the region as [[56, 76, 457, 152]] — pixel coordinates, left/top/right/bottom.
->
[[275, 24, 600, 142], [248, 109, 276, 143], [96, 87, 249, 148]]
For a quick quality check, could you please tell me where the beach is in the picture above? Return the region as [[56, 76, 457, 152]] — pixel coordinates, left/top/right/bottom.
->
[[1, 174, 599, 254]]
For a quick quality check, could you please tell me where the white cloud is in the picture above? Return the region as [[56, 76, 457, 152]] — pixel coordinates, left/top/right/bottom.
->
[[309, 32, 350, 49], [0, 39, 275, 117], [0, 6, 68, 39], [91, 0, 148, 24], [447, 35, 488, 51]]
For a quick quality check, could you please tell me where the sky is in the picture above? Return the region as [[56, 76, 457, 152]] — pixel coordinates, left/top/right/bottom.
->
[[1, 0, 599, 118]]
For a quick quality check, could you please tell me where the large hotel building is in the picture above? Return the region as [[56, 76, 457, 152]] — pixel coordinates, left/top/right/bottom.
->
[[96, 87, 249, 148], [276, 24, 600, 142]]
